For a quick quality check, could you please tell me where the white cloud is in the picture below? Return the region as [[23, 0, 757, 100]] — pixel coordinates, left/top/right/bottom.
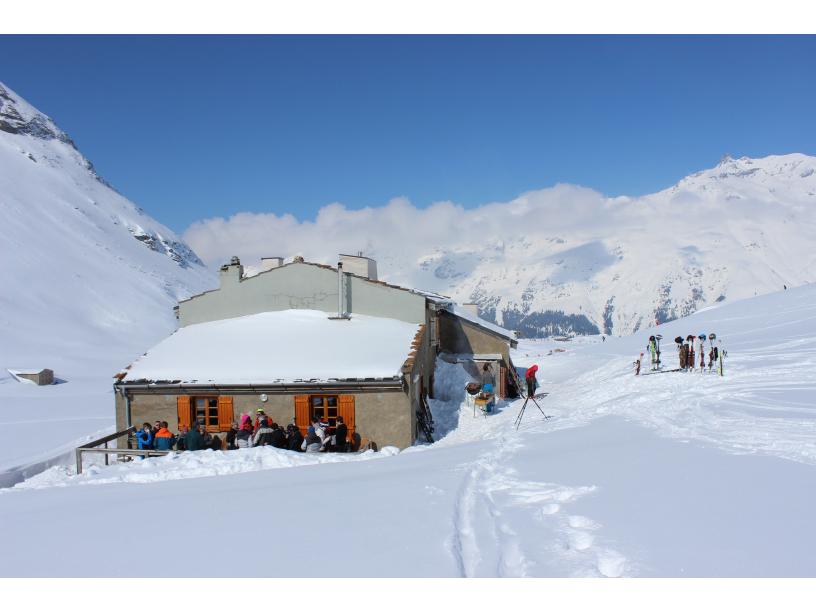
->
[[182, 184, 611, 276]]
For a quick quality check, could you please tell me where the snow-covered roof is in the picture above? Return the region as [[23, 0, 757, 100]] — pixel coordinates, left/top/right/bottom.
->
[[443, 303, 517, 343], [120, 310, 421, 385]]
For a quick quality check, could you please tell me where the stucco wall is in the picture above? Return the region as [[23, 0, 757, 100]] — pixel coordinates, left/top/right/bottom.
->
[[117, 387, 415, 450], [178, 262, 426, 327]]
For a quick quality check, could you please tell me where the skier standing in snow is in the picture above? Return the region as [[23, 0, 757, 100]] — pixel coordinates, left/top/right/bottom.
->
[[525, 364, 539, 398]]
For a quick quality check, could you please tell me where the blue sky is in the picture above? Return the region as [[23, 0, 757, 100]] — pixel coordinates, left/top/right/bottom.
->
[[2, 35, 815, 232]]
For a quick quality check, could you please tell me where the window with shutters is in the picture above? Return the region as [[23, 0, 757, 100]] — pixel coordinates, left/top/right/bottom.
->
[[177, 395, 234, 433], [194, 396, 219, 428], [295, 394, 355, 440], [310, 395, 339, 426]]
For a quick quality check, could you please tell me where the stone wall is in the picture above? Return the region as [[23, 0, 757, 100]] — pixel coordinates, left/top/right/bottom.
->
[[117, 387, 414, 450]]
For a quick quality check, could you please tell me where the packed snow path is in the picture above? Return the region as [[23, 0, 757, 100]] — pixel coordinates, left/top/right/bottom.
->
[[1, 284, 815, 576]]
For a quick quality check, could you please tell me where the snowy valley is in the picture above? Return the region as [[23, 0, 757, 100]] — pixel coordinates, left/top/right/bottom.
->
[[0, 79, 814, 579], [2, 282, 815, 576]]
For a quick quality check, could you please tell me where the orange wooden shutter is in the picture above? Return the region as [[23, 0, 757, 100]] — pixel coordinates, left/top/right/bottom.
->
[[294, 395, 310, 436], [176, 395, 191, 430], [217, 396, 234, 432], [338, 394, 356, 438]]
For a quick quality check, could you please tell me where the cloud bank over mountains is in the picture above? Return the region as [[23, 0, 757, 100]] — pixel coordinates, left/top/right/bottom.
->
[[183, 154, 816, 336], [183, 183, 614, 272]]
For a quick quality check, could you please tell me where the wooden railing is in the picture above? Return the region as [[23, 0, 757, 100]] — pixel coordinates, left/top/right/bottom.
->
[[75, 426, 169, 474]]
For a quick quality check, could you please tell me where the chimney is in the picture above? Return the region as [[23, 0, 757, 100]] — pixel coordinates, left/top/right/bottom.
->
[[331, 261, 350, 320], [339, 253, 378, 280], [219, 256, 243, 287], [260, 257, 283, 272], [462, 303, 480, 317]]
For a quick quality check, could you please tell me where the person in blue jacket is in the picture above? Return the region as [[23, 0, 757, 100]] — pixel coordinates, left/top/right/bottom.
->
[[135, 422, 153, 450]]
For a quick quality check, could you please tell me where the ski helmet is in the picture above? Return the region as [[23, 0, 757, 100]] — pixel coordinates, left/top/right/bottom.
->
[[656, 334, 663, 341], [709, 333, 716, 341], [674, 336, 683, 344], [698, 334, 706, 341]]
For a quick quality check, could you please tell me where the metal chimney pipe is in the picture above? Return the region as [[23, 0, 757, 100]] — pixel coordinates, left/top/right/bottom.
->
[[337, 262, 344, 318]]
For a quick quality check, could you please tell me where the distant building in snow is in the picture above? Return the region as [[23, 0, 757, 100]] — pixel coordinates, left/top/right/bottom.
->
[[115, 255, 519, 449], [8, 368, 54, 386]]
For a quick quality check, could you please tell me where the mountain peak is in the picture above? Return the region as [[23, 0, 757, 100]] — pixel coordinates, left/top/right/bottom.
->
[[0, 81, 77, 149]]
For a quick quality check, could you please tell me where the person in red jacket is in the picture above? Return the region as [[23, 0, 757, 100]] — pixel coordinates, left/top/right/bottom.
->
[[524, 364, 539, 398]]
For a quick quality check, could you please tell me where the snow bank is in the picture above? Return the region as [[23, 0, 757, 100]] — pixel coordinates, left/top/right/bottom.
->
[[10, 445, 401, 491], [426, 359, 472, 440]]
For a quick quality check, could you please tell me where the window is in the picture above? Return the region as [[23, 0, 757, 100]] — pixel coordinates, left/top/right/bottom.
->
[[194, 397, 219, 428], [294, 394, 355, 439], [176, 395, 234, 433], [310, 395, 339, 427]]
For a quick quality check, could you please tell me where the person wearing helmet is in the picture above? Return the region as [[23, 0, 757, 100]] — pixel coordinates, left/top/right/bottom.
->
[[254, 408, 269, 432]]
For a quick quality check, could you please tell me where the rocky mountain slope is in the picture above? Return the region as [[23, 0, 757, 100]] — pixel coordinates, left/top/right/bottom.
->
[[0, 81, 214, 368]]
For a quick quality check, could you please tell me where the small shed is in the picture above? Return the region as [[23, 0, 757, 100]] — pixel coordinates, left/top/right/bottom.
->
[[7, 368, 54, 386]]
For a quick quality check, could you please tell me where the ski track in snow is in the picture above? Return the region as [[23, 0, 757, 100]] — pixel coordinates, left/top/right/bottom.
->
[[443, 400, 629, 577]]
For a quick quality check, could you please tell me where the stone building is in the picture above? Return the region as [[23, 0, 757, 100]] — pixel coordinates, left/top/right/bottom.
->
[[114, 255, 518, 449]]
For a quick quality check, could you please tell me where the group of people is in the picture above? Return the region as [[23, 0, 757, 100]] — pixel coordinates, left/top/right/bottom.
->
[[133, 408, 351, 454]]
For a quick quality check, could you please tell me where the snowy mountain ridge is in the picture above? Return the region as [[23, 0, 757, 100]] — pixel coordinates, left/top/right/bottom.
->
[[390, 153, 816, 337], [0, 80, 214, 368]]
